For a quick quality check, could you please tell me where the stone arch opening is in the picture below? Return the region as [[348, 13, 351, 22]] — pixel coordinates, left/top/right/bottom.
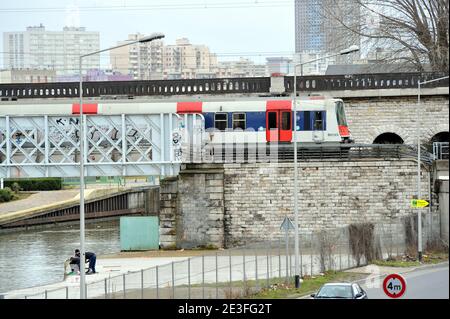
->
[[373, 133, 404, 144], [426, 131, 449, 152]]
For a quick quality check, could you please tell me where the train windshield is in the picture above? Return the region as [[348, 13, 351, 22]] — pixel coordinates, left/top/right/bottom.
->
[[336, 101, 348, 126]]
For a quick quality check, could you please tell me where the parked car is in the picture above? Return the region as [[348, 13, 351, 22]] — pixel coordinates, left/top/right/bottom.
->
[[310, 282, 368, 299]]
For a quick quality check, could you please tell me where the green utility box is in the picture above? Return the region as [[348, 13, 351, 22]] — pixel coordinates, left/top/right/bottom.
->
[[120, 216, 159, 251]]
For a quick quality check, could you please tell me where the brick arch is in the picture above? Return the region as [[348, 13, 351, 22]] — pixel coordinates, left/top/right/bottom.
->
[[369, 125, 411, 144], [423, 124, 450, 143]]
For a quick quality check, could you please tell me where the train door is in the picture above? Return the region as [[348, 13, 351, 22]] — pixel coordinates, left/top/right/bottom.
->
[[266, 110, 292, 142], [312, 111, 324, 143]]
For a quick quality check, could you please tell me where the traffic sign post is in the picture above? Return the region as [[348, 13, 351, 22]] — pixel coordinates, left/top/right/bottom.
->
[[383, 274, 407, 298], [280, 216, 295, 284], [411, 199, 429, 208]]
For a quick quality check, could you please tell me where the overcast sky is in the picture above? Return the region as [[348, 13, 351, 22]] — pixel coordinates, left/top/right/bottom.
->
[[0, 0, 295, 67]]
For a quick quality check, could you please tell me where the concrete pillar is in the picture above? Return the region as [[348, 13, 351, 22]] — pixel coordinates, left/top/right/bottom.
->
[[439, 180, 449, 243]]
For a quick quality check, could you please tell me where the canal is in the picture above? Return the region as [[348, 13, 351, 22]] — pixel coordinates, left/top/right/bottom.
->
[[0, 219, 120, 293]]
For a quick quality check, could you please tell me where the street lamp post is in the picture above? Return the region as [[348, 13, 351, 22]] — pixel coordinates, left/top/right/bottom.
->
[[416, 75, 448, 262], [292, 45, 359, 288], [78, 32, 164, 299]]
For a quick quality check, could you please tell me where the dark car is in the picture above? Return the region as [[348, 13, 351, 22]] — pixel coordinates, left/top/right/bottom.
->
[[310, 282, 368, 299]]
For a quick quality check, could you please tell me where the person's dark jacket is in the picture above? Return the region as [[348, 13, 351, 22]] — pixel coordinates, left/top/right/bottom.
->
[[71, 252, 95, 266]]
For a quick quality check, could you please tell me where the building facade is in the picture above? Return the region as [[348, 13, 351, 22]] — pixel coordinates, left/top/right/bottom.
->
[[294, 0, 361, 70], [3, 24, 100, 75], [110, 33, 164, 80], [0, 69, 56, 83]]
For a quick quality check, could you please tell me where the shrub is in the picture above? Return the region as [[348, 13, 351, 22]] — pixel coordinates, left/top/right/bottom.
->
[[4, 178, 62, 191], [11, 182, 21, 194], [0, 187, 14, 203]]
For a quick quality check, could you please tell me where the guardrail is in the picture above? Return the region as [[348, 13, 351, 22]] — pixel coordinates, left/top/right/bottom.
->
[[284, 72, 449, 93], [0, 72, 447, 100], [182, 143, 435, 164], [0, 77, 271, 100]]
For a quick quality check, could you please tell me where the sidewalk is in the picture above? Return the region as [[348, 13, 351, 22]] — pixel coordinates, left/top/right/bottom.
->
[[0, 190, 79, 215], [2, 256, 190, 299]]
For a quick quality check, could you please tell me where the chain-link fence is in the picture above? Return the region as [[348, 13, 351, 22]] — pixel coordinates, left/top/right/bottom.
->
[[18, 213, 443, 299]]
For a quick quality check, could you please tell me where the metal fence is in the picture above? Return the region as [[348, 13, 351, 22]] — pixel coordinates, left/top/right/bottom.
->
[[16, 213, 442, 299]]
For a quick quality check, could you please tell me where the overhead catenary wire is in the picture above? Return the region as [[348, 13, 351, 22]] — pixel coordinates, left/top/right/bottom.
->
[[0, 1, 294, 13]]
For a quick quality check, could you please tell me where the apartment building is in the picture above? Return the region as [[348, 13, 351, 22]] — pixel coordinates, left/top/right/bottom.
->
[[3, 24, 100, 75]]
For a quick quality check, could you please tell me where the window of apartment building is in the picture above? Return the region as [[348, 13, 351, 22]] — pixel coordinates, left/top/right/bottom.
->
[[214, 113, 228, 131], [232, 113, 246, 130]]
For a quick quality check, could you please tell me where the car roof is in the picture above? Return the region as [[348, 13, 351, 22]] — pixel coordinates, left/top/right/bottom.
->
[[322, 283, 354, 286]]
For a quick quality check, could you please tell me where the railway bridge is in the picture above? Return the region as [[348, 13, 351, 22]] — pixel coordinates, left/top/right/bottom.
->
[[0, 72, 448, 243]]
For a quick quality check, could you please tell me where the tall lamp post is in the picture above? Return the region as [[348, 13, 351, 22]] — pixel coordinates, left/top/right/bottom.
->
[[292, 45, 359, 288], [78, 32, 164, 299], [416, 75, 449, 262]]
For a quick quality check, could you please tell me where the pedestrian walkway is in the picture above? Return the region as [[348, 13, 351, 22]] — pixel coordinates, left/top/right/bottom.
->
[[2, 256, 190, 299], [0, 190, 79, 215]]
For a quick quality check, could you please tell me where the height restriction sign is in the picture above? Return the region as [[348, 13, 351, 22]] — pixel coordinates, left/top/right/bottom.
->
[[383, 274, 407, 298]]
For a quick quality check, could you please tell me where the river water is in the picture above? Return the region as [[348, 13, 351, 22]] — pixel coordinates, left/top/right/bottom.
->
[[0, 219, 120, 293]]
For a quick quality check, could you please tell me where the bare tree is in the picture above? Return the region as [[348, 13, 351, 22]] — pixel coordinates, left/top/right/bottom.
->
[[324, 0, 449, 72]]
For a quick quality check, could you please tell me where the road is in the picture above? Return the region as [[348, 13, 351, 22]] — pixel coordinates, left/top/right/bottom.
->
[[362, 263, 449, 299]]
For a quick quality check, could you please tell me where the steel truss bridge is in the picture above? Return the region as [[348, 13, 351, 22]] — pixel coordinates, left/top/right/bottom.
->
[[0, 113, 204, 178]]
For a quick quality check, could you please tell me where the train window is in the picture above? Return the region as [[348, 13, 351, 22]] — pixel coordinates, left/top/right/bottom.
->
[[215, 113, 228, 131], [232, 113, 246, 130], [281, 112, 291, 130], [303, 111, 311, 130], [336, 101, 348, 126], [268, 112, 277, 129], [314, 111, 323, 130]]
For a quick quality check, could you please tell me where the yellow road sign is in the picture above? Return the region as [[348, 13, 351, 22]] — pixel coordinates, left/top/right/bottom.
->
[[411, 199, 429, 208]]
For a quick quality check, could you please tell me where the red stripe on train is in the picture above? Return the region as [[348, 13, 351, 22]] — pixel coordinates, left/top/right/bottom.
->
[[338, 125, 350, 137], [72, 104, 98, 114], [266, 100, 292, 110], [177, 102, 203, 113]]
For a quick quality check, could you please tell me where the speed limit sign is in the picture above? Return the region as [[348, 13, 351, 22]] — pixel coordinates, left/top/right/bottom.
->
[[383, 274, 406, 298]]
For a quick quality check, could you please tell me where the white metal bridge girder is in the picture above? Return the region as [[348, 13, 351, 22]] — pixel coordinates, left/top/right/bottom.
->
[[0, 113, 205, 178]]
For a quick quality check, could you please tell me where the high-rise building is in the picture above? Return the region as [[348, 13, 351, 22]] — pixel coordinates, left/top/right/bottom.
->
[[162, 38, 218, 80], [295, 0, 360, 66], [3, 24, 100, 75], [110, 33, 164, 80]]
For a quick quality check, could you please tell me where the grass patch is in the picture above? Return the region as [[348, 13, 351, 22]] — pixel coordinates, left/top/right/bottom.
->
[[248, 271, 368, 299], [372, 260, 420, 267], [15, 193, 33, 201], [372, 251, 448, 268]]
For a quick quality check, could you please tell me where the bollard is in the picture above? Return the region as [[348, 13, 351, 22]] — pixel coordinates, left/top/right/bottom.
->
[[66, 286, 69, 300], [45, 290, 48, 299], [104, 278, 107, 299]]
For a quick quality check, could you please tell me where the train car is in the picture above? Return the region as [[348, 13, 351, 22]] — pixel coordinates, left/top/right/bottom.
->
[[0, 97, 352, 145]]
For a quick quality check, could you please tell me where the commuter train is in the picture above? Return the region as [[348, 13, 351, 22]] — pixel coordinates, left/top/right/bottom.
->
[[0, 97, 352, 145]]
